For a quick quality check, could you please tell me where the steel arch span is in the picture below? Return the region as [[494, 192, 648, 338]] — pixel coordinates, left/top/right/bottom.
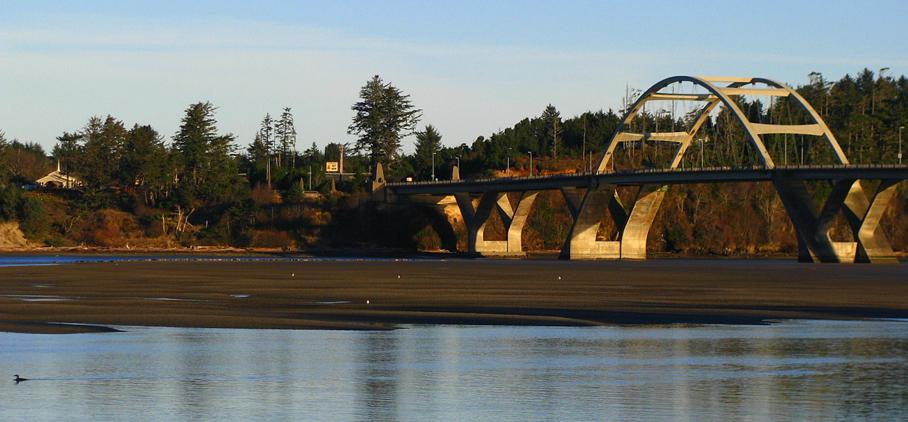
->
[[596, 75, 849, 172]]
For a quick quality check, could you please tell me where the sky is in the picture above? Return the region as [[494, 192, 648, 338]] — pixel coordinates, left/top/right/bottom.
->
[[2, 0, 907, 154]]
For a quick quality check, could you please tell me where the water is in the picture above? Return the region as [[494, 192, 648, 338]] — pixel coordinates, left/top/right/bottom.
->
[[2, 321, 907, 421]]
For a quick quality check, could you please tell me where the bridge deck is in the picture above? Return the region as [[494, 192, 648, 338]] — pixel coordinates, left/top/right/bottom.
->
[[386, 165, 908, 195]]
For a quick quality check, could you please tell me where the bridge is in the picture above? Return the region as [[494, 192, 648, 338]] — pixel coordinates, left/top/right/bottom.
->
[[372, 76, 908, 263]]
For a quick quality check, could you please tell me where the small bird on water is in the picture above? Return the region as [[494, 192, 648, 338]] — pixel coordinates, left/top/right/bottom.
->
[[14, 375, 29, 384]]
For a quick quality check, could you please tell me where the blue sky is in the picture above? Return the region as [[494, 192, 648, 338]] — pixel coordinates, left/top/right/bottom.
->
[[2, 0, 907, 153]]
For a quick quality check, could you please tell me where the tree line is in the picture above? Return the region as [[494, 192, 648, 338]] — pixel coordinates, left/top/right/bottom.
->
[[0, 68, 905, 250]]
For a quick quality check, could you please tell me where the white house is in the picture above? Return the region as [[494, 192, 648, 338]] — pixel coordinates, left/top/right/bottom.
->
[[36, 162, 82, 189]]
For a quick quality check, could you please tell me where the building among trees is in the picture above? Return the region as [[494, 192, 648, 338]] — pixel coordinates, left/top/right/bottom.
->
[[36, 162, 82, 189]]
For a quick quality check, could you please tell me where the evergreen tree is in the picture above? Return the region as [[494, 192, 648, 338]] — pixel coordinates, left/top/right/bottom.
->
[[53, 131, 83, 175], [414, 125, 443, 180], [173, 102, 219, 186], [258, 114, 276, 167], [247, 133, 269, 168], [275, 107, 297, 168], [541, 104, 562, 158], [305, 142, 323, 162], [172, 102, 239, 202], [204, 132, 241, 201], [80, 116, 127, 189], [122, 124, 171, 205], [348, 75, 422, 166]]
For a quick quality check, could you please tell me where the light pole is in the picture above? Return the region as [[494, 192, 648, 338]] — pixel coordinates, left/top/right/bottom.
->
[[506, 147, 511, 176], [528, 151, 533, 176], [456, 156, 461, 171], [899, 126, 904, 165], [431, 152, 436, 181]]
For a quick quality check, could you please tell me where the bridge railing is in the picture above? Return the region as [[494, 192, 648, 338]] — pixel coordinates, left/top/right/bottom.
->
[[385, 163, 908, 186]]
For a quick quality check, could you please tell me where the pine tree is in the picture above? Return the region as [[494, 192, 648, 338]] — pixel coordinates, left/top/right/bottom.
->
[[275, 107, 297, 168], [80, 115, 127, 189], [53, 132, 83, 176], [541, 104, 562, 158], [414, 125, 442, 180], [304, 142, 324, 167], [122, 125, 170, 205], [348, 75, 422, 166], [173, 102, 219, 186], [247, 133, 269, 167], [172, 102, 238, 201], [257, 114, 275, 168]]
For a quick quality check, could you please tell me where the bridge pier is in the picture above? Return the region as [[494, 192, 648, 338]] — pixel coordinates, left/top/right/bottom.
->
[[561, 184, 668, 260], [773, 176, 898, 263], [561, 186, 620, 259], [454, 191, 538, 256]]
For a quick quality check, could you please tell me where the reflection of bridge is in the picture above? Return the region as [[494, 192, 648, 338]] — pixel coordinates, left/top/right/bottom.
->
[[372, 76, 908, 263]]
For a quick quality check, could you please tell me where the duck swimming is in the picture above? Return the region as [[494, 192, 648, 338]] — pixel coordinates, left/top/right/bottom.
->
[[14, 375, 28, 383]]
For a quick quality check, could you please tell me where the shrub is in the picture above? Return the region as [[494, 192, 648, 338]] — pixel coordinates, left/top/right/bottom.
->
[[0, 184, 21, 221], [17, 195, 49, 240], [77, 209, 138, 247], [250, 230, 293, 248]]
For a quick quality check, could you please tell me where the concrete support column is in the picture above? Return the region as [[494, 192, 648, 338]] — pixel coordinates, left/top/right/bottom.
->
[[455, 192, 500, 255], [455, 191, 538, 256], [773, 177, 898, 263], [844, 180, 899, 263], [498, 192, 539, 254], [561, 186, 621, 259], [773, 176, 855, 262], [620, 185, 668, 260], [561, 184, 668, 260]]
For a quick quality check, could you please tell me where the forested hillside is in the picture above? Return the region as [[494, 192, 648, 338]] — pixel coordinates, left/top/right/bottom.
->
[[0, 70, 905, 254]]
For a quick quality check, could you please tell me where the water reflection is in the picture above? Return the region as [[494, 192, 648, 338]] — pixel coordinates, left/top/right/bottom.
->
[[1, 320, 907, 420]]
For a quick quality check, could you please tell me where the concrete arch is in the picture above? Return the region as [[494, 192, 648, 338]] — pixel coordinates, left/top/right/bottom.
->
[[596, 76, 848, 172]]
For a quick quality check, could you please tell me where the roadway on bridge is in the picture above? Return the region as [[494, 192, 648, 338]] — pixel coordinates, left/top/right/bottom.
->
[[386, 165, 908, 195]]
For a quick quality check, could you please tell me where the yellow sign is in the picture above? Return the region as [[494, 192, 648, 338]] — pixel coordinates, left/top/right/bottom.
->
[[325, 162, 339, 172]]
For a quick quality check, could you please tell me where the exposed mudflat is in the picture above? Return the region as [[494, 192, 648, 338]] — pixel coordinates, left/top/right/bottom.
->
[[0, 258, 906, 333]]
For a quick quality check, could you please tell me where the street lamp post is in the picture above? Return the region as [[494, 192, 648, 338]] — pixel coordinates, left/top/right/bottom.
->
[[431, 152, 436, 181], [506, 147, 511, 176], [899, 126, 904, 165], [528, 151, 533, 176], [456, 156, 461, 171]]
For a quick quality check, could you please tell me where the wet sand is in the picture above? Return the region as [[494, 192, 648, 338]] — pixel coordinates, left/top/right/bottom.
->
[[0, 258, 906, 333]]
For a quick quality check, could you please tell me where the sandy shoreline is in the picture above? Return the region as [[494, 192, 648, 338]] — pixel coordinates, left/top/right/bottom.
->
[[0, 258, 906, 334]]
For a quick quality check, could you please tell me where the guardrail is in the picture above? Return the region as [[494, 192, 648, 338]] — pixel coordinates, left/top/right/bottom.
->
[[386, 164, 908, 187]]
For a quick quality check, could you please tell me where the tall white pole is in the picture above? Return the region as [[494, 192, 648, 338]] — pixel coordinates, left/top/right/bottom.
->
[[431, 152, 436, 181], [899, 126, 904, 165]]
